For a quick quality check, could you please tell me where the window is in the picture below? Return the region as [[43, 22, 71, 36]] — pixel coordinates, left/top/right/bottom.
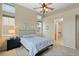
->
[[2, 16, 15, 36], [37, 21, 42, 32], [2, 3, 15, 36], [2, 16, 15, 26], [37, 15, 42, 21], [2, 3, 15, 13], [37, 21, 42, 28]]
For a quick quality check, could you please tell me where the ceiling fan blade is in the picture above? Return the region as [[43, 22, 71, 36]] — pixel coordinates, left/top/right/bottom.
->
[[46, 3, 52, 5], [48, 7, 54, 10], [33, 7, 42, 9], [39, 3, 43, 5], [39, 3, 45, 7]]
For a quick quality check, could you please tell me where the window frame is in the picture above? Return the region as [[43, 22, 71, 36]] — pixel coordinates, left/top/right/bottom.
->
[[2, 15, 15, 26], [2, 3, 16, 36]]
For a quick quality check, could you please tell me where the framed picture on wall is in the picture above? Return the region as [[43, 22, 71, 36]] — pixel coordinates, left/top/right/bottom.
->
[[46, 26, 49, 30]]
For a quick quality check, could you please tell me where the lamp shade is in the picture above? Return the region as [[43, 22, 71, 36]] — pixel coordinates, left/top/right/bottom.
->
[[8, 29, 16, 35]]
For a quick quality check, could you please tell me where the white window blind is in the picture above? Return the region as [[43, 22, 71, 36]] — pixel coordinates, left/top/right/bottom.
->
[[2, 3, 15, 36], [2, 16, 15, 26]]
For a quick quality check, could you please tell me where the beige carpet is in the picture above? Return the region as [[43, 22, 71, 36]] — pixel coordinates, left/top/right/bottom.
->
[[16, 45, 79, 56], [0, 49, 16, 56], [16, 46, 29, 56], [1, 45, 79, 56]]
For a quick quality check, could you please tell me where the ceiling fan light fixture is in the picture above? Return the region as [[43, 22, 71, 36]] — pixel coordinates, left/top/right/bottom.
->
[[45, 8, 48, 12], [44, 7, 46, 10], [34, 3, 54, 14]]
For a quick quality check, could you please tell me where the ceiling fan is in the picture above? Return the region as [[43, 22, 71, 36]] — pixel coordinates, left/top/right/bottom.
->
[[33, 3, 54, 14]]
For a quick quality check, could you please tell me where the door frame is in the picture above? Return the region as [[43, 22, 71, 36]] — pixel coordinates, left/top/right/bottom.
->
[[75, 15, 79, 48]]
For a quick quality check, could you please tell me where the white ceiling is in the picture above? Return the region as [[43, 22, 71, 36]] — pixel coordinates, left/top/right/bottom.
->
[[17, 3, 79, 14]]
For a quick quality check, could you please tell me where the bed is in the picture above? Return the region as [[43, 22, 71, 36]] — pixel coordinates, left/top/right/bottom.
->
[[19, 30, 53, 56]]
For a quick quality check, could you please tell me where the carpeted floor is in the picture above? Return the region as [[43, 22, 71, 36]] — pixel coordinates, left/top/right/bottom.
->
[[16, 46, 29, 56], [16, 45, 79, 56], [1, 45, 79, 56], [0, 49, 16, 56]]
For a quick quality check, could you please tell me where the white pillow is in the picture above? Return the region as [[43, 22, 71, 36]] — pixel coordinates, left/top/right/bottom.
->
[[22, 34, 36, 38]]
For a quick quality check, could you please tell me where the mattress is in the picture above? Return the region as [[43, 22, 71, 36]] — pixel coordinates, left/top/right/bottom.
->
[[20, 36, 53, 56]]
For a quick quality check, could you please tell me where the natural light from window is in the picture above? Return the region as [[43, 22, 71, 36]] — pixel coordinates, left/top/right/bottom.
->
[[2, 4, 15, 13]]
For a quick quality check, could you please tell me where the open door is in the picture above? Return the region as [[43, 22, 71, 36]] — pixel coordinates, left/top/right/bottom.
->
[[76, 15, 79, 48], [54, 18, 64, 45]]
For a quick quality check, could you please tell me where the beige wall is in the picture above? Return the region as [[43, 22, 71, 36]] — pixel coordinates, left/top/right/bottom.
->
[[0, 3, 2, 50], [1, 4, 38, 36], [43, 16, 54, 39], [0, 3, 38, 50], [0, 4, 7, 51], [0, 4, 2, 36], [15, 4, 37, 36], [43, 6, 79, 49]]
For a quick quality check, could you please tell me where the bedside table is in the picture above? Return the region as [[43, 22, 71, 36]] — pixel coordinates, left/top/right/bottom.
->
[[7, 36, 21, 51]]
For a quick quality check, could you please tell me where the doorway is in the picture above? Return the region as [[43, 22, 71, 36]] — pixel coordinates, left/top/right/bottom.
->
[[76, 15, 79, 48], [54, 18, 64, 45]]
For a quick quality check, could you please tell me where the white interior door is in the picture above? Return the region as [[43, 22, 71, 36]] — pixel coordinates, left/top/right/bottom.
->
[[77, 23, 79, 48], [76, 15, 79, 48]]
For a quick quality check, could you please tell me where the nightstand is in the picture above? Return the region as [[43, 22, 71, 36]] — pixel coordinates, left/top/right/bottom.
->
[[7, 36, 21, 51]]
